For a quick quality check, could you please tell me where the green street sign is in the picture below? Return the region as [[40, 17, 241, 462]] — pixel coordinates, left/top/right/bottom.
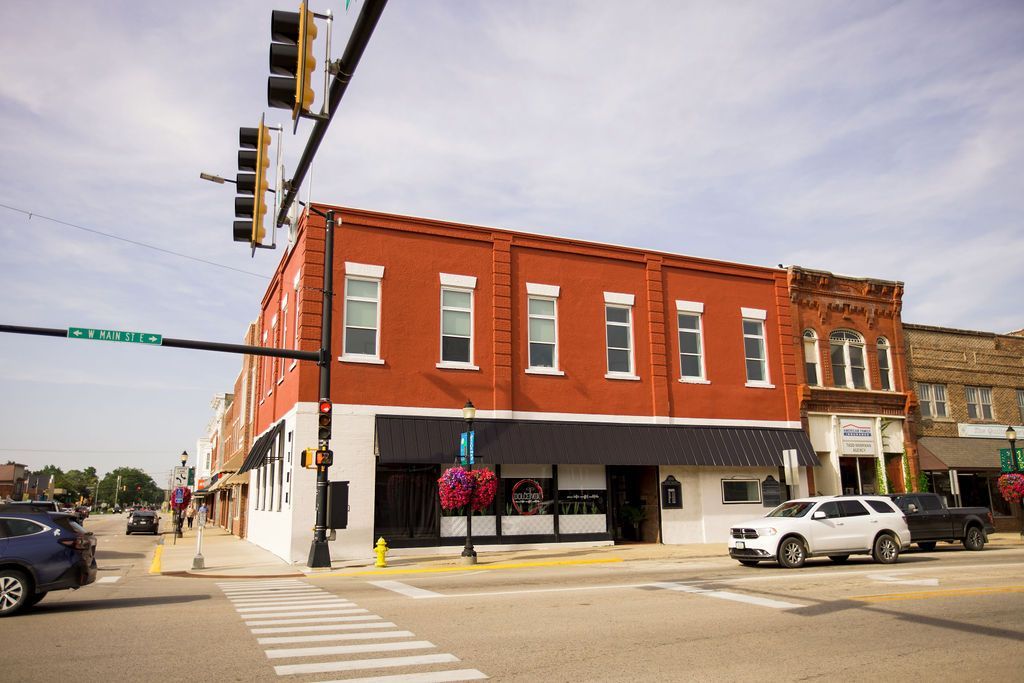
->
[[68, 327, 162, 345], [999, 448, 1024, 473]]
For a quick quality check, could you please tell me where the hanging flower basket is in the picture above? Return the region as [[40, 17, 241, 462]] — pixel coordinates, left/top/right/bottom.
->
[[997, 473, 1024, 504], [438, 467, 498, 512]]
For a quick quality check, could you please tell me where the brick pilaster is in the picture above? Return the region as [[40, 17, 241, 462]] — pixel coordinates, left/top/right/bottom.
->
[[493, 235, 514, 411], [645, 255, 671, 418]]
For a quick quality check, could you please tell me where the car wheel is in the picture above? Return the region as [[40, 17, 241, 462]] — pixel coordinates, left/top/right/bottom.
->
[[963, 526, 985, 551], [0, 570, 30, 617], [872, 533, 899, 564], [917, 542, 937, 551], [126, 530, 131, 535], [25, 591, 47, 608], [828, 555, 850, 563], [738, 560, 760, 567], [777, 537, 807, 568]]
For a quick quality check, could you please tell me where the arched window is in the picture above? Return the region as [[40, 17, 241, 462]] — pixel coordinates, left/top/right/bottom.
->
[[803, 329, 821, 386], [876, 337, 894, 391], [830, 330, 869, 389]]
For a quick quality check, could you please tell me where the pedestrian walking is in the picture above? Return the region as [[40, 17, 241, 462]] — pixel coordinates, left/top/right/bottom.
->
[[186, 505, 195, 529]]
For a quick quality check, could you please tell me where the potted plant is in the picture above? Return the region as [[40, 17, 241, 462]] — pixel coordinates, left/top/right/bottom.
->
[[619, 504, 646, 541]]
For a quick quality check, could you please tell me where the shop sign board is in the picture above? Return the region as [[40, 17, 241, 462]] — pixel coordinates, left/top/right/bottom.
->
[[999, 448, 1024, 473], [959, 423, 1024, 439], [841, 422, 874, 455], [762, 476, 782, 508]]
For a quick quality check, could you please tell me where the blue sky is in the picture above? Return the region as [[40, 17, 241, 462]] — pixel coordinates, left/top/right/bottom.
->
[[1, 1, 1022, 482]]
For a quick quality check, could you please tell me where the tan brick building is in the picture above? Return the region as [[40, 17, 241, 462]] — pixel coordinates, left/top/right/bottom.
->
[[903, 324, 1024, 531], [787, 267, 918, 496]]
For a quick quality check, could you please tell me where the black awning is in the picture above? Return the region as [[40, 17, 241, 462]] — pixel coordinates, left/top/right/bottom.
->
[[238, 421, 283, 473], [375, 416, 818, 468]]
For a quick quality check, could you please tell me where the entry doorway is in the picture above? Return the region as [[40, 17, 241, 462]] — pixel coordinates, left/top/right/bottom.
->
[[608, 466, 659, 543], [839, 456, 878, 495]]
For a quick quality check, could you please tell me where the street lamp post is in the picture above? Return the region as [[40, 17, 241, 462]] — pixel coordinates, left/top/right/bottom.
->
[[462, 400, 477, 565], [174, 450, 188, 539], [1006, 426, 1024, 537]]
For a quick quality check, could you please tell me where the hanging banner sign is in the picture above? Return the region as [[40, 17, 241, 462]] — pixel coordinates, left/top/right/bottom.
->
[[841, 422, 875, 455]]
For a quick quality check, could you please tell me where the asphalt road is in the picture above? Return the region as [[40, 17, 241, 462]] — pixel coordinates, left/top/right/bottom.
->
[[3, 516, 1023, 682]]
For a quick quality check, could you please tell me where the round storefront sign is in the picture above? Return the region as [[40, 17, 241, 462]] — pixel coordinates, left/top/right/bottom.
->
[[511, 478, 544, 515]]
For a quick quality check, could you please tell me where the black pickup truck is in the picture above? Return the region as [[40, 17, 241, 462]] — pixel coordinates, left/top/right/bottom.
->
[[887, 492, 995, 551]]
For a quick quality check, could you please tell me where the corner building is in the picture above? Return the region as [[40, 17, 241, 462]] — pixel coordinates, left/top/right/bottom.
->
[[242, 206, 819, 562]]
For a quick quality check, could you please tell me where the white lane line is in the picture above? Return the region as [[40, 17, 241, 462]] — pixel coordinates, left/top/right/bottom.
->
[[252, 621, 394, 635], [651, 582, 801, 610], [96, 576, 121, 584], [257, 630, 415, 645], [244, 614, 370, 626], [368, 580, 445, 599], [265, 640, 436, 659], [273, 653, 460, 677], [320, 670, 488, 683], [236, 602, 355, 613], [244, 608, 369, 619]]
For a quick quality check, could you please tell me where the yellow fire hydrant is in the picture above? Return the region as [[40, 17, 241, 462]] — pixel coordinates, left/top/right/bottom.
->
[[374, 537, 389, 568]]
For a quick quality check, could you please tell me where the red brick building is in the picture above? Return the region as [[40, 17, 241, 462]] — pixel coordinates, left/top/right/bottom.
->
[[239, 206, 819, 562]]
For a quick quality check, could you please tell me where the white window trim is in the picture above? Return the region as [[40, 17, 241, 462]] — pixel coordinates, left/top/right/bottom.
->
[[526, 282, 560, 298], [605, 303, 637, 380], [740, 307, 767, 320], [965, 386, 994, 421], [804, 329, 821, 387], [876, 338, 895, 392], [830, 331, 870, 390], [278, 300, 288, 384], [346, 262, 385, 279], [721, 478, 762, 504], [677, 310, 707, 382], [742, 317, 772, 388], [440, 273, 477, 289], [290, 285, 300, 372], [604, 291, 635, 306], [439, 283, 475, 367], [527, 295, 560, 372], [340, 274, 383, 363], [262, 330, 271, 398], [676, 300, 704, 314]]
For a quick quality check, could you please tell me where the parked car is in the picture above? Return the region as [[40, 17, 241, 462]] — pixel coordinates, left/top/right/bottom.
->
[[5, 501, 63, 514], [0, 505, 98, 616], [728, 495, 911, 568], [886, 492, 994, 551], [126, 510, 159, 535]]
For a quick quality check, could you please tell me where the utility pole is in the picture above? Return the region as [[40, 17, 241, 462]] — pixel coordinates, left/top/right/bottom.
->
[[113, 474, 121, 509]]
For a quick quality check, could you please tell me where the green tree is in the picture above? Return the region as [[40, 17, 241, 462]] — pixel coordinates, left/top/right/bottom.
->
[[101, 467, 162, 507]]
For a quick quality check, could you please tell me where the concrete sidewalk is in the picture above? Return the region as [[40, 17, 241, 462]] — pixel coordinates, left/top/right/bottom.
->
[[151, 526, 1024, 579]]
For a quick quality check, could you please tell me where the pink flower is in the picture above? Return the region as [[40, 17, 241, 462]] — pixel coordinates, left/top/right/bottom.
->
[[997, 473, 1024, 504]]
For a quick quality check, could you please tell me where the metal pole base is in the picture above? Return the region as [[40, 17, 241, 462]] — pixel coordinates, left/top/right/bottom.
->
[[461, 554, 477, 565], [192, 554, 205, 570], [307, 540, 332, 568]]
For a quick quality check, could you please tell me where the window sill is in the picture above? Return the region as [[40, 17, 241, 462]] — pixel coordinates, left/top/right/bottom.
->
[[289, 361, 297, 372], [436, 361, 480, 371], [605, 372, 640, 381], [744, 381, 776, 389], [526, 368, 565, 376], [339, 355, 385, 365], [679, 377, 710, 385], [277, 377, 285, 385]]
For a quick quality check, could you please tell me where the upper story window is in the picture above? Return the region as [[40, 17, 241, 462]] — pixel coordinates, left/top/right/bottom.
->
[[261, 329, 271, 397], [803, 329, 821, 386], [342, 263, 384, 364], [741, 308, 771, 387], [965, 386, 994, 421], [918, 382, 948, 419], [604, 292, 637, 379], [526, 283, 561, 374], [438, 273, 477, 369], [830, 330, 868, 389], [291, 270, 301, 366], [1018, 389, 1024, 423], [676, 300, 706, 382], [876, 337, 894, 391], [279, 294, 288, 382]]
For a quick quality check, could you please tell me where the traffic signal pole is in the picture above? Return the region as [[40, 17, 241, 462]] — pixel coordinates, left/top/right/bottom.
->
[[307, 208, 334, 568]]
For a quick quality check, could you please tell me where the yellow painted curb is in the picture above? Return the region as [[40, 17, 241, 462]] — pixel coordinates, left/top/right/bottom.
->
[[149, 545, 163, 574], [308, 556, 623, 578], [855, 585, 1024, 603]]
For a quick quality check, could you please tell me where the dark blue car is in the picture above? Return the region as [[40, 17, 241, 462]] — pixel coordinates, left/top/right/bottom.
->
[[0, 504, 97, 616]]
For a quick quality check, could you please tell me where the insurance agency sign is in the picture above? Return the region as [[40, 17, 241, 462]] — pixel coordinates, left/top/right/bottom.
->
[[840, 421, 875, 455]]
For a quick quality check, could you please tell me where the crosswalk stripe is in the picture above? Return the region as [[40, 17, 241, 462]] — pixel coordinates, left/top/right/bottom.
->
[[651, 582, 801, 609], [244, 611, 370, 626], [257, 630, 414, 645], [368, 580, 445, 599], [237, 602, 355, 613], [265, 640, 436, 660], [243, 608, 368, 619], [232, 597, 339, 606], [251, 622, 395, 635], [319, 670, 488, 683], [273, 653, 460, 677], [227, 590, 325, 599], [219, 581, 306, 589]]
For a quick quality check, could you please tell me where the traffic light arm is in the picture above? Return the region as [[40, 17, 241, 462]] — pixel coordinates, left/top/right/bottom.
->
[[275, 0, 387, 228]]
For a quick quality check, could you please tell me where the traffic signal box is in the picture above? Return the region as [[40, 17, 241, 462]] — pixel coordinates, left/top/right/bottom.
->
[[268, 1, 317, 119], [233, 117, 271, 249], [318, 399, 332, 442]]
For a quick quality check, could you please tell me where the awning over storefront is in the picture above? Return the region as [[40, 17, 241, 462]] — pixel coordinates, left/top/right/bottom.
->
[[238, 421, 284, 473], [918, 436, 1003, 471], [375, 416, 818, 468]]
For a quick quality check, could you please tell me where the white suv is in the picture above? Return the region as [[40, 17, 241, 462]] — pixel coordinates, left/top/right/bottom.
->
[[728, 496, 911, 568]]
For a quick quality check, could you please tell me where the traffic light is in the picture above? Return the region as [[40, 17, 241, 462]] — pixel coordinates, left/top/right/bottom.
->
[[315, 449, 333, 467], [300, 448, 316, 469], [318, 399, 332, 442], [268, 1, 318, 120], [233, 116, 271, 249]]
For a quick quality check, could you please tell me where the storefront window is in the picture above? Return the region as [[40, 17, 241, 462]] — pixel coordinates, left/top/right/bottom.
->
[[501, 465, 555, 536], [374, 464, 440, 539]]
